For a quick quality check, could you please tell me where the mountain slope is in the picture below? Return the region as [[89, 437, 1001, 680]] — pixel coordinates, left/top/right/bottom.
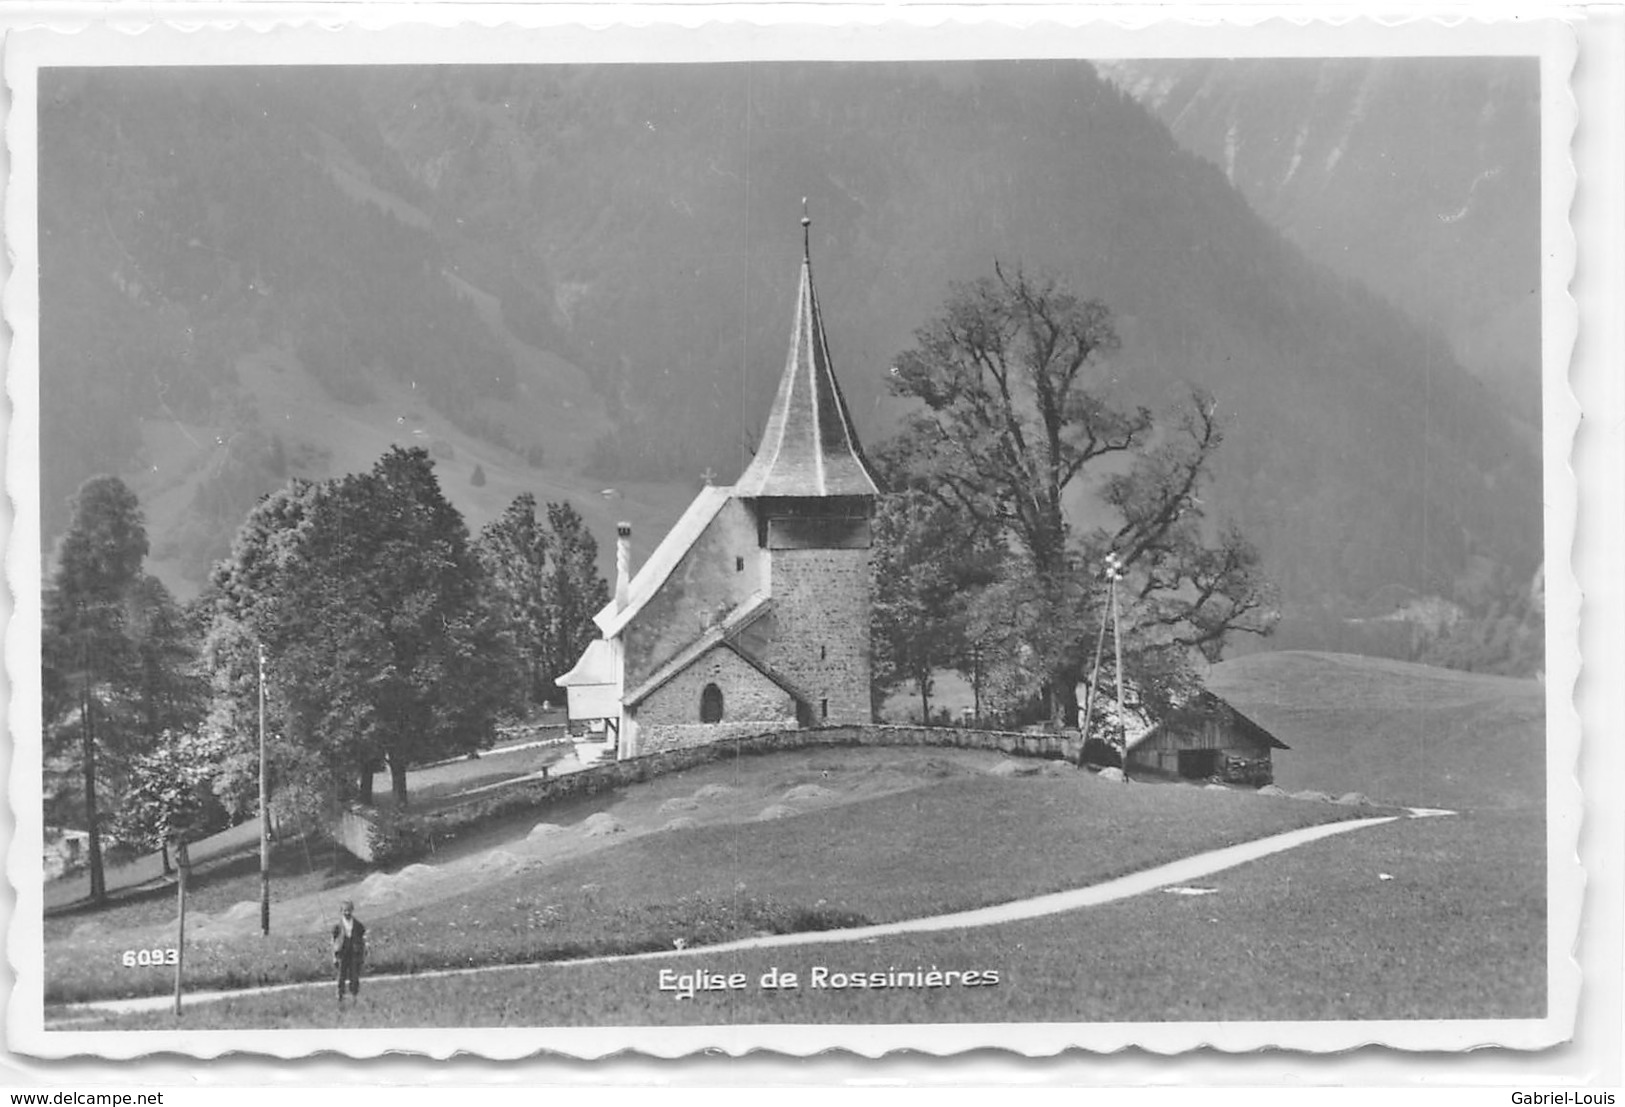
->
[[39, 62, 1541, 616], [1100, 57, 1542, 423]]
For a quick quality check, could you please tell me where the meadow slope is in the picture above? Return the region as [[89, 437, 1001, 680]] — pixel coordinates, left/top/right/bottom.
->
[[1208, 650, 1545, 809], [52, 652, 1551, 1026]]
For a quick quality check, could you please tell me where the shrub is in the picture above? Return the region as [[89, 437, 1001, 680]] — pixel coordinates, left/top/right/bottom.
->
[[368, 808, 432, 867]]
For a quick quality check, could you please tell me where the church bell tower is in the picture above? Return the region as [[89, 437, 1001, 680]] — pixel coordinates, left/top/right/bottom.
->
[[733, 208, 881, 724]]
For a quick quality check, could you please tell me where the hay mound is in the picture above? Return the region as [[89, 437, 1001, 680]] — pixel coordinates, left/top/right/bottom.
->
[[659, 796, 701, 814], [663, 817, 699, 832], [1040, 760, 1077, 775], [1256, 784, 1288, 797], [358, 862, 435, 900], [1335, 792, 1373, 807], [756, 804, 796, 821], [583, 813, 624, 837], [1204, 783, 1230, 792], [353, 866, 436, 910], [474, 849, 523, 877], [1096, 767, 1127, 783], [693, 784, 737, 800], [1292, 789, 1333, 803], [783, 783, 835, 802], [220, 900, 261, 923], [527, 822, 564, 840]]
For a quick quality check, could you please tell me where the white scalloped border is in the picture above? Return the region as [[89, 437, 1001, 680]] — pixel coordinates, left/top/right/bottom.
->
[[1, 4, 1586, 1069]]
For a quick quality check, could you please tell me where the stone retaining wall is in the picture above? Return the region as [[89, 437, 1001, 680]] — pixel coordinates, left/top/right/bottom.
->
[[338, 724, 1083, 860], [443, 725, 1071, 823], [333, 806, 379, 862]]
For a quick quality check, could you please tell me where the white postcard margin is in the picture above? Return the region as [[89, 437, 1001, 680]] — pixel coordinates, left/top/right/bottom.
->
[[0, 4, 1590, 1069]]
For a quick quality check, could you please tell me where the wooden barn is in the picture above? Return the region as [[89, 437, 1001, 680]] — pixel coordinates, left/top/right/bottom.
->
[[1124, 691, 1288, 786]]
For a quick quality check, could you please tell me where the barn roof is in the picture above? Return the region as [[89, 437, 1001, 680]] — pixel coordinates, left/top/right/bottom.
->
[[732, 222, 880, 500], [1125, 689, 1289, 752]]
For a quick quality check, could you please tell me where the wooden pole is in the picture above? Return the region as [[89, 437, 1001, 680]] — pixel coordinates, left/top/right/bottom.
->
[[173, 838, 188, 1017], [1112, 573, 1126, 770], [971, 644, 982, 727], [1080, 610, 1109, 762], [82, 624, 105, 903], [259, 642, 270, 936]]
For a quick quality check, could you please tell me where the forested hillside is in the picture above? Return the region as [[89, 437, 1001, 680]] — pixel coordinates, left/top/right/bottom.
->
[[39, 61, 1542, 632]]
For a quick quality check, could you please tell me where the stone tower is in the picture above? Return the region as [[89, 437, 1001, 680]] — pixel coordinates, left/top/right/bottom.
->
[[733, 210, 880, 724]]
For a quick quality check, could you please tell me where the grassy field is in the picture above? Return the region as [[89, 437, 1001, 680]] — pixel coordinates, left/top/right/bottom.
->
[[50, 650, 1551, 1028], [87, 808, 1541, 1029], [1208, 651, 1544, 810], [45, 752, 1364, 1008]]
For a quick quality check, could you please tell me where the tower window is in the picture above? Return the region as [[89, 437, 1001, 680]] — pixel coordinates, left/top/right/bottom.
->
[[700, 683, 725, 724], [736, 556, 745, 572], [821, 698, 829, 720], [820, 644, 827, 661]]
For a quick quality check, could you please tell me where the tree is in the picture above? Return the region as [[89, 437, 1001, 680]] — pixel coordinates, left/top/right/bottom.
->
[[883, 266, 1276, 725], [206, 448, 519, 807], [476, 493, 553, 709], [110, 730, 226, 875], [869, 481, 1000, 723], [125, 574, 209, 744], [541, 500, 610, 692], [42, 476, 155, 900]]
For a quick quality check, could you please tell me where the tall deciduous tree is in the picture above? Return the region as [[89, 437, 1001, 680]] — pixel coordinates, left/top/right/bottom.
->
[[884, 266, 1276, 724], [42, 475, 150, 901], [207, 447, 519, 807]]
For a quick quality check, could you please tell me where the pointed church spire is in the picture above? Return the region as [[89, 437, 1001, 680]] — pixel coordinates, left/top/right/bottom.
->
[[734, 208, 880, 499]]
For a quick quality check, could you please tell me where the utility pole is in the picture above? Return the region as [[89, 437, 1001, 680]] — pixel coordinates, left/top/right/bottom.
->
[[80, 610, 105, 903], [259, 641, 270, 936], [971, 642, 983, 727], [1103, 551, 1127, 771], [173, 835, 189, 1017], [1079, 600, 1110, 763]]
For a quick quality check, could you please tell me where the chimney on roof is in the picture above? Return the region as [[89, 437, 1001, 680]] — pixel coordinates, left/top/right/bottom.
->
[[615, 522, 632, 611]]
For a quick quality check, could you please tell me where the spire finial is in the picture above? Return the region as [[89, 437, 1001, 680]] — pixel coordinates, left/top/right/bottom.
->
[[801, 197, 811, 261]]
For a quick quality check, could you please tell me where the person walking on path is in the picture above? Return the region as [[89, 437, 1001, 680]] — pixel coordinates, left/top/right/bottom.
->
[[332, 900, 366, 1004]]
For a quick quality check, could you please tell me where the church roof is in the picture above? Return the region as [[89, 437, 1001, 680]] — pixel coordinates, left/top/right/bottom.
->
[[592, 484, 733, 639], [732, 221, 880, 499], [622, 593, 812, 710]]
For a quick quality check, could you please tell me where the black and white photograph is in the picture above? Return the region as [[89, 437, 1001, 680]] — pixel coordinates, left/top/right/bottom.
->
[[2, 9, 1596, 1068]]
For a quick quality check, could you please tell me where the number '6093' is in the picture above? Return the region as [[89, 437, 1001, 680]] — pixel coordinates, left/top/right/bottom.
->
[[121, 949, 179, 967]]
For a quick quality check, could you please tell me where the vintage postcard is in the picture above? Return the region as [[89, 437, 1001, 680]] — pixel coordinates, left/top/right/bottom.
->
[[2, 5, 1586, 1068]]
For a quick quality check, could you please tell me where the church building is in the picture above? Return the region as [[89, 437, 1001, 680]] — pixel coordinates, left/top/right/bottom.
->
[[557, 215, 880, 758]]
